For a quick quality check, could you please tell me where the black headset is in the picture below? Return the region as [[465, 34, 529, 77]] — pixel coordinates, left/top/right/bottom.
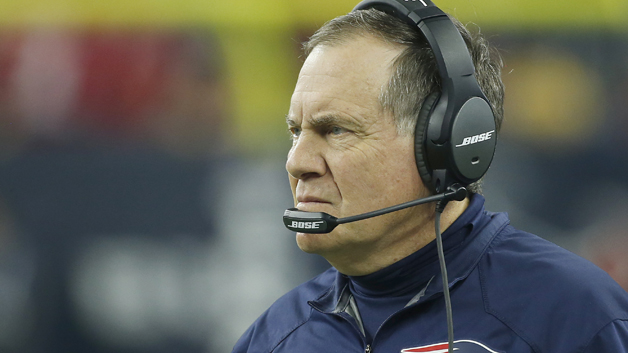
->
[[353, 0, 497, 194]]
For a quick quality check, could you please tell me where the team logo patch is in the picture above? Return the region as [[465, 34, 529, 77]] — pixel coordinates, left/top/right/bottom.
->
[[401, 340, 500, 353]]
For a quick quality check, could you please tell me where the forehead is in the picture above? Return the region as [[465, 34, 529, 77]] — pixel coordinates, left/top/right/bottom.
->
[[289, 35, 402, 122]]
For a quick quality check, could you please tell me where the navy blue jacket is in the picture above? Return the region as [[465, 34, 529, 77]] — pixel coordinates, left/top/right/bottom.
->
[[233, 195, 628, 353]]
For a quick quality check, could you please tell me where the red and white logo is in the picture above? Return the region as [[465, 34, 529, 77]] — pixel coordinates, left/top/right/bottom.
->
[[401, 340, 501, 353]]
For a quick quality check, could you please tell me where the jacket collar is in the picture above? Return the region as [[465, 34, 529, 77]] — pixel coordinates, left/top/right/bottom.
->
[[308, 194, 510, 314]]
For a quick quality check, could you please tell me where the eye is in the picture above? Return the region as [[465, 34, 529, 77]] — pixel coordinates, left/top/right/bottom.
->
[[329, 126, 348, 135], [288, 127, 301, 139]]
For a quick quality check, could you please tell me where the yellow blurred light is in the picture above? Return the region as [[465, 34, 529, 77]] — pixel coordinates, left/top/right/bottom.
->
[[502, 48, 604, 148]]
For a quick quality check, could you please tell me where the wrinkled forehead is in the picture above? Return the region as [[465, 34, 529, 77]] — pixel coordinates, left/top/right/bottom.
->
[[293, 35, 403, 111], [303, 34, 402, 79]]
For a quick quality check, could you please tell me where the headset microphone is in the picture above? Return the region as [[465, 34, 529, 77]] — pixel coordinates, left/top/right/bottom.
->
[[283, 184, 467, 234]]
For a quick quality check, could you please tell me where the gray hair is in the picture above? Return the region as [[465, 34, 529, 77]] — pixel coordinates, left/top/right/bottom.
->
[[302, 8, 504, 194]]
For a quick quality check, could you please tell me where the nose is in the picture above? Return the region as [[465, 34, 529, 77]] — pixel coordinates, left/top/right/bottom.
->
[[286, 133, 327, 180]]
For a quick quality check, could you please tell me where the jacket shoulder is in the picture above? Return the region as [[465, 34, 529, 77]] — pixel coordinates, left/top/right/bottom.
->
[[480, 225, 628, 351], [232, 267, 337, 353]]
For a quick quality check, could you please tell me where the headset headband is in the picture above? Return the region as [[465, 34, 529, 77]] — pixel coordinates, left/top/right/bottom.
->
[[352, 0, 496, 192]]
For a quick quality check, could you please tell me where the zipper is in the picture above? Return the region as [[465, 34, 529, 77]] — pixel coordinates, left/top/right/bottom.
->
[[365, 344, 372, 353]]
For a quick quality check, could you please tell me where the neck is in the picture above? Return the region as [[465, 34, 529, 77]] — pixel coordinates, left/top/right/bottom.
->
[[330, 197, 470, 276]]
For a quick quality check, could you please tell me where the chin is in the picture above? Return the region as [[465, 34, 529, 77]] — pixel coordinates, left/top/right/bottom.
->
[[295, 232, 324, 254], [295, 231, 341, 255]]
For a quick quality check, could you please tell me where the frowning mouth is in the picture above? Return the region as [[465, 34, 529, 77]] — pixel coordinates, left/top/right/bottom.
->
[[297, 196, 330, 203], [295, 196, 334, 213]]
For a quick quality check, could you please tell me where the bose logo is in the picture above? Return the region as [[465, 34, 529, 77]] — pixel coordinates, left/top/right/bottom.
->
[[404, 0, 428, 5], [290, 221, 324, 230], [455, 130, 495, 148]]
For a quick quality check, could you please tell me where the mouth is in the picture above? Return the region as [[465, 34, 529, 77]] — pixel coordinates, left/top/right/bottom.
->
[[296, 197, 333, 212]]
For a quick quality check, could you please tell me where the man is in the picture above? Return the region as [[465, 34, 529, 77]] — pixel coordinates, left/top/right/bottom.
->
[[232, 2, 628, 353]]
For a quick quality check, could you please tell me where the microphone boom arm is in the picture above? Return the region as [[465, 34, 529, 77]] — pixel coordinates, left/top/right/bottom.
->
[[283, 185, 467, 234]]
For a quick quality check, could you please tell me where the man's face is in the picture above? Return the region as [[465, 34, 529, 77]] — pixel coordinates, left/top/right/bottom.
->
[[286, 35, 432, 271]]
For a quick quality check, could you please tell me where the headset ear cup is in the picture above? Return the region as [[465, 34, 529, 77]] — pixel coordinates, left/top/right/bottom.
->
[[414, 92, 440, 191]]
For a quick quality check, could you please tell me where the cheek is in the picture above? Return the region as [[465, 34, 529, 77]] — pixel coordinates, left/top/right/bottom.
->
[[332, 141, 422, 206], [387, 150, 423, 190], [374, 161, 423, 202]]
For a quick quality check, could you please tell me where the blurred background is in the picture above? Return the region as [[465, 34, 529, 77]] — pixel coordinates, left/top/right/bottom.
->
[[0, 0, 627, 352]]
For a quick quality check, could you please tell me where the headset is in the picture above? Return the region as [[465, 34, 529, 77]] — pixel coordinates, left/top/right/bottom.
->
[[353, 0, 497, 195]]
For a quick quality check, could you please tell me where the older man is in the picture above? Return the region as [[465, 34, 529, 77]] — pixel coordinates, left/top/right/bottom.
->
[[232, 1, 628, 352]]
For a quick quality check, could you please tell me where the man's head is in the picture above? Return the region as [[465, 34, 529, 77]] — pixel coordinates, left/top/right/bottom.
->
[[285, 8, 504, 275], [305, 8, 504, 194]]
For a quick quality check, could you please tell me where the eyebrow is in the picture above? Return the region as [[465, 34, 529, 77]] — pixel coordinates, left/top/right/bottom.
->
[[286, 114, 360, 130], [286, 115, 297, 127]]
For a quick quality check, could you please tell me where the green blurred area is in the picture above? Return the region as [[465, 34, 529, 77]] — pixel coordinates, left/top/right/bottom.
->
[[1, 0, 626, 154]]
